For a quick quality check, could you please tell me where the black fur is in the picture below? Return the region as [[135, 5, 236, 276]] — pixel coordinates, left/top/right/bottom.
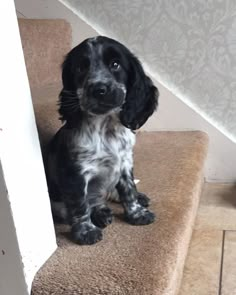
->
[[120, 55, 158, 130], [46, 36, 159, 245]]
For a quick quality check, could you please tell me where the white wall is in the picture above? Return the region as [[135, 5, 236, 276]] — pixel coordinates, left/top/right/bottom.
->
[[0, 1, 57, 294], [142, 77, 236, 182]]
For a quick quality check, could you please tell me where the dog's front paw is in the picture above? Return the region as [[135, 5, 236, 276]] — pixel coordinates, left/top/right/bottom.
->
[[91, 206, 113, 229], [71, 222, 103, 245], [137, 192, 150, 208], [125, 208, 155, 225]]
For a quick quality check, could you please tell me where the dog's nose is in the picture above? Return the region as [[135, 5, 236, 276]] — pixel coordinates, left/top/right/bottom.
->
[[92, 83, 108, 98]]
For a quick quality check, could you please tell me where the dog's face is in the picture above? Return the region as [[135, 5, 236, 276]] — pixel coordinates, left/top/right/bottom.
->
[[59, 36, 159, 129], [72, 37, 129, 115]]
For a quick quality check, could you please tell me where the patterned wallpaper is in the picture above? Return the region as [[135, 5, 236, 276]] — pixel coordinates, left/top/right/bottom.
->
[[60, 0, 236, 142]]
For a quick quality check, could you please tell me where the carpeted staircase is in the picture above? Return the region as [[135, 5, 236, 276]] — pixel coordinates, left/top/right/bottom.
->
[[18, 19, 208, 295]]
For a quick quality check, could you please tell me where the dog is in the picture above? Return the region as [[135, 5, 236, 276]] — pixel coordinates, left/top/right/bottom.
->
[[45, 36, 159, 245]]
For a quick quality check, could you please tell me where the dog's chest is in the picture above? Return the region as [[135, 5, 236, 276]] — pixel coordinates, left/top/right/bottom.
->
[[77, 116, 135, 178]]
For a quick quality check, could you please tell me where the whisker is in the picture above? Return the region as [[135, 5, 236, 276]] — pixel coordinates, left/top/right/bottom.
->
[[58, 100, 80, 112], [60, 105, 78, 110], [64, 105, 80, 113], [61, 95, 78, 99], [59, 97, 79, 101], [58, 99, 79, 106], [59, 100, 79, 106], [60, 91, 78, 98], [62, 89, 77, 94]]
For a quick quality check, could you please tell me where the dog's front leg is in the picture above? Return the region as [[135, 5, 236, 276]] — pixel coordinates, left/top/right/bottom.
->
[[62, 175, 103, 245], [116, 169, 155, 225]]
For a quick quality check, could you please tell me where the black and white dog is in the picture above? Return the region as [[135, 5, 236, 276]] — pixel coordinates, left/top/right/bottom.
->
[[46, 36, 159, 245]]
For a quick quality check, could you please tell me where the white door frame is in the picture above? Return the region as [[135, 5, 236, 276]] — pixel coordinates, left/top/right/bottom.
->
[[0, 1, 57, 294]]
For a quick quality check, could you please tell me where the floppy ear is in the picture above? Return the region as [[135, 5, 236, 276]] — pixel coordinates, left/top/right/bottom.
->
[[61, 53, 76, 91], [120, 55, 159, 130], [58, 53, 81, 122]]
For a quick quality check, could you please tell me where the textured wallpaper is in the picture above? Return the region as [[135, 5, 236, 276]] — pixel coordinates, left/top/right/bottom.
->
[[60, 0, 236, 142]]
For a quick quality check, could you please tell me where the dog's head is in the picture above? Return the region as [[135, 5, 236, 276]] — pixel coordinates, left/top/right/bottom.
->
[[59, 36, 159, 130]]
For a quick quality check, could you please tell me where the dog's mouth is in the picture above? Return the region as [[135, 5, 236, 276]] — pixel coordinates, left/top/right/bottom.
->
[[82, 91, 125, 115], [84, 101, 122, 115]]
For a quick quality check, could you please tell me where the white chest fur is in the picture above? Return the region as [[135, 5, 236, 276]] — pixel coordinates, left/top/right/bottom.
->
[[75, 114, 135, 194]]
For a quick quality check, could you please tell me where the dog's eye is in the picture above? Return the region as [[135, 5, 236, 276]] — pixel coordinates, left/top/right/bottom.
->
[[110, 60, 120, 71]]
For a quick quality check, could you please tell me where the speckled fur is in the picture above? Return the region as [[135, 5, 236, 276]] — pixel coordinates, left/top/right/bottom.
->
[[45, 36, 158, 245]]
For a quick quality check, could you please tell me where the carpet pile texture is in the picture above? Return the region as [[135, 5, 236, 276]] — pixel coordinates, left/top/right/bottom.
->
[[32, 131, 208, 295]]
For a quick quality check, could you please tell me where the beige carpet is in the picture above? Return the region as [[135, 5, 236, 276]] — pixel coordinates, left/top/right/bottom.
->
[[31, 131, 208, 295], [18, 19, 209, 295]]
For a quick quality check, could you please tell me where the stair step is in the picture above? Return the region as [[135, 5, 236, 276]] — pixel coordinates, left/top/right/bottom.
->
[[18, 18, 208, 295], [31, 131, 208, 295]]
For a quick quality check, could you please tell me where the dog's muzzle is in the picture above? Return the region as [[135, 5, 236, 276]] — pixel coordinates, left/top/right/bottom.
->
[[84, 82, 126, 114]]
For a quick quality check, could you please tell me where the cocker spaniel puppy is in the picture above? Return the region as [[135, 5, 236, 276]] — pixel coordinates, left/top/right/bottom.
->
[[46, 36, 159, 245]]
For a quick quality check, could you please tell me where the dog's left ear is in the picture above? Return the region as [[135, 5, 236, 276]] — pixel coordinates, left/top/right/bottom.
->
[[120, 55, 159, 130]]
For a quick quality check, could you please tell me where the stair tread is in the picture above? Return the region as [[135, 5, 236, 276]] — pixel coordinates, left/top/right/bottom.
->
[[18, 19, 208, 295], [32, 131, 208, 295]]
